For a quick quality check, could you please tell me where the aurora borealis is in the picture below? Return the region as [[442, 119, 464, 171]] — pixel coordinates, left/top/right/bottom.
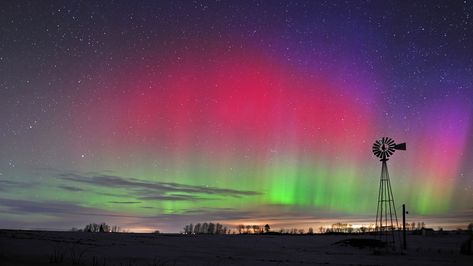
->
[[1, 1, 472, 232]]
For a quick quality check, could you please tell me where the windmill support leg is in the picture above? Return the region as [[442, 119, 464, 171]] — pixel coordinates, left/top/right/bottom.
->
[[376, 159, 399, 249]]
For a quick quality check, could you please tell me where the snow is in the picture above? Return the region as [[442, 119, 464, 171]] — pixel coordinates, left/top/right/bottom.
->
[[0, 230, 471, 265]]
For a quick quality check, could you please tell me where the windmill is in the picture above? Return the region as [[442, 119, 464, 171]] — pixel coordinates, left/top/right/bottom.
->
[[372, 137, 406, 247]]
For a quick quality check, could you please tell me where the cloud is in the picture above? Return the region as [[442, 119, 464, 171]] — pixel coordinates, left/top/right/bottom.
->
[[0, 179, 37, 191], [0, 197, 139, 219], [0, 180, 19, 185], [58, 185, 84, 192], [0, 180, 16, 191], [108, 201, 141, 204], [58, 172, 262, 199], [138, 194, 212, 201], [0, 197, 154, 230]]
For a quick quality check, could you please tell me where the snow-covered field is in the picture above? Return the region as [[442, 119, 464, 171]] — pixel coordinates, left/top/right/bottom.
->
[[0, 230, 471, 265]]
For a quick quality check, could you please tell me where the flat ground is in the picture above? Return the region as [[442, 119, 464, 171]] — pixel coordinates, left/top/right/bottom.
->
[[0, 230, 471, 265]]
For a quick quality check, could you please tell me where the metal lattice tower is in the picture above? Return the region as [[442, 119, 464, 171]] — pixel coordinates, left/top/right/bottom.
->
[[372, 137, 406, 248]]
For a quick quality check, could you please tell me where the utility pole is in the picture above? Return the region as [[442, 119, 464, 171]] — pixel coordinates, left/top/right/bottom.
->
[[402, 204, 407, 250]]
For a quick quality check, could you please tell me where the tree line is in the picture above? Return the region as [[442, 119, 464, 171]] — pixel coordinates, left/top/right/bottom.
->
[[71, 221, 471, 234], [183, 223, 273, 234], [235, 224, 272, 234], [319, 221, 431, 234], [182, 222, 230, 234], [182, 221, 438, 235], [71, 223, 121, 233]]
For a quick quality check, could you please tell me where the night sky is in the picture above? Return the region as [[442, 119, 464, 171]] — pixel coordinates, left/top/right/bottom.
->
[[1, 1, 472, 232]]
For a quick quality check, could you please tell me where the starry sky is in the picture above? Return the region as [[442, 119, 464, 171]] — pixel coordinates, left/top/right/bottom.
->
[[1, 1, 472, 232]]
